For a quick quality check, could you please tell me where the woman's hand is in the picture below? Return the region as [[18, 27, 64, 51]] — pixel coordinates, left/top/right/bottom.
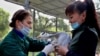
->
[[42, 44, 54, 55], [55, 45, 69, 56]]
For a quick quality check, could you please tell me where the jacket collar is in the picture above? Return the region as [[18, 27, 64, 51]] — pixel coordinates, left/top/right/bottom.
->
[[72, 23, 86, 38], [13, 29, 24, 39]]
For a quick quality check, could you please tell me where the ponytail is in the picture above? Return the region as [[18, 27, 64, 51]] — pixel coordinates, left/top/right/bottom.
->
[[84, 0, 100, 37]]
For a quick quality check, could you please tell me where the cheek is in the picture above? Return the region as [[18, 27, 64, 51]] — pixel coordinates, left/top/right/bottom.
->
[[22, 20, 30, 26], [73, 16, 81, 22], [22, 21, 27, 26], [26, 23, 31, 27], [78, 16, 84, 22], [69, 19, 73, 23], [69, 18, 77, 23], [24, 21, 32, 28]]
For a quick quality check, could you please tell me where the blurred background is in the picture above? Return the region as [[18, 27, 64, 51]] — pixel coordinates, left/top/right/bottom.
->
[[0, 0, 100, 56]]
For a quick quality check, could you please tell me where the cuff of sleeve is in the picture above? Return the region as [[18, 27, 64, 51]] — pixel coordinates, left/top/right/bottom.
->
[[66, 50, 78, 56]]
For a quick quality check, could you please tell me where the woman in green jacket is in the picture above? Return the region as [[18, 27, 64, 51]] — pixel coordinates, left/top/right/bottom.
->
[[0, 9, 47, 56]]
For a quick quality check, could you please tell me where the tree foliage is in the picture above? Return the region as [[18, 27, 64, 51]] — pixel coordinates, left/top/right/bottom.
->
[[0, 8, 9, 40], [30, 14, 71, 37]]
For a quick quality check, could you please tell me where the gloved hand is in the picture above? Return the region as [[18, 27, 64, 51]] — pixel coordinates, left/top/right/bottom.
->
[[42, 44, 54, 55], [50, 32, 71, 56]]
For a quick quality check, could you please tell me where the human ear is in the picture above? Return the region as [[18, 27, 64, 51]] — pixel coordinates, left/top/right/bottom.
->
[[82, 11, 86, 21], [15, 20, 22, 29]]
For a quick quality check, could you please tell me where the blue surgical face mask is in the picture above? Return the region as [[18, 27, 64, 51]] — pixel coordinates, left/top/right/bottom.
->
[[71, 22, 80, 29], [20, 24, 30, 36]]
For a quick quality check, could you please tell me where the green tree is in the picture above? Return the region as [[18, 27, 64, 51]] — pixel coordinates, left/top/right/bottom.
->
[[0, 8, 9, 40], [57, 18, 71, 32], [31, 14, 71, 37]]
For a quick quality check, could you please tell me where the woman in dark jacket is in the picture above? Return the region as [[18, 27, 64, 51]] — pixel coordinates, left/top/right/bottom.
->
[[0, 9, 47, 56], [56, 0, 100, 56]]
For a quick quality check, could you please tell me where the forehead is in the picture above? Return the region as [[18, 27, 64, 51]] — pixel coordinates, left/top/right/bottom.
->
[[24, 15, 32, 21], [68, 12, 80, 16]]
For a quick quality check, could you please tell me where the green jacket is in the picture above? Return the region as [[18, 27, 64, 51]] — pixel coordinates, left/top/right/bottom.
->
[[0, 29, 46, 56]]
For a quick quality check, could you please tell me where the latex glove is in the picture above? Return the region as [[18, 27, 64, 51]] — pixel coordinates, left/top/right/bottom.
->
[[42, 44, 54, 55]]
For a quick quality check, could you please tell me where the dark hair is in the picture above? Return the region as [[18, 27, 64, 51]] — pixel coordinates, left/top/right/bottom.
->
[[9, 9, 31, 28], [65, 0, 100, 37]]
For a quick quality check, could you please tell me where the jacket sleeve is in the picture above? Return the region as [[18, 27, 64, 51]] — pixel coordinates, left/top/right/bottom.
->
[[66, 29, 98, 56], [66, 50, 79, 56], [0, 41, 26, 56], [27, 37, 46, 52]]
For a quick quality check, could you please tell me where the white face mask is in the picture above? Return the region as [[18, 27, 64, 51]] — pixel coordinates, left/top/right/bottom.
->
[[20, 24, 30, 36], [71, 22, 80, 29]]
